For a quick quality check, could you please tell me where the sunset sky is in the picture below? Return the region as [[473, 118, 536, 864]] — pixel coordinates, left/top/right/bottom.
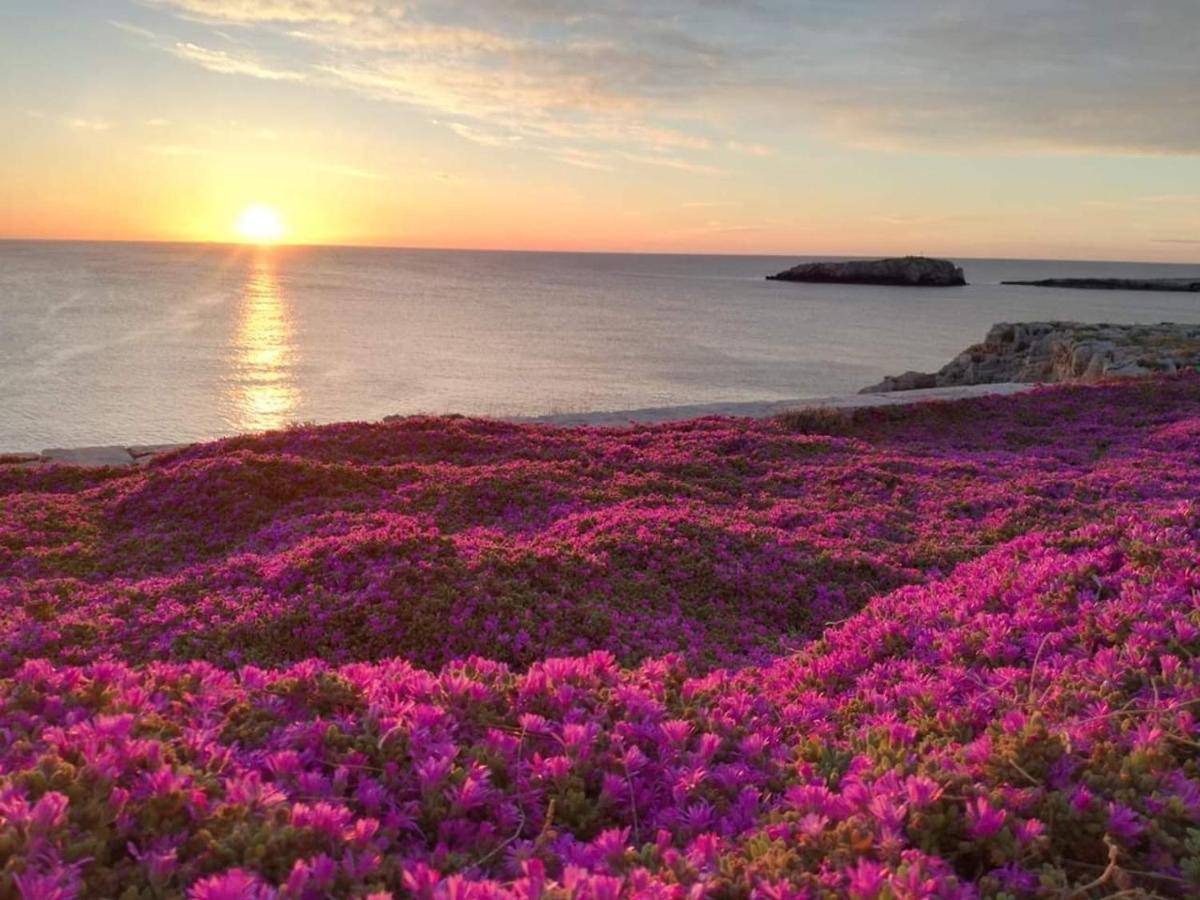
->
[[2, 0, 1198, 259]]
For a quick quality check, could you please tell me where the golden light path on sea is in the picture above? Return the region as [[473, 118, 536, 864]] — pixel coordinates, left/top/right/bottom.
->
[[226, 252, 299, 433]]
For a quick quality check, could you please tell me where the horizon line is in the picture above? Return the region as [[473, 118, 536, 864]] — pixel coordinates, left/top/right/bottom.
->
[[1, 236, 1197, 268]]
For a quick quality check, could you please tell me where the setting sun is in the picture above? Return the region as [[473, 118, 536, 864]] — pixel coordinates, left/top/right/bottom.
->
[[235, 205, 285, 244]]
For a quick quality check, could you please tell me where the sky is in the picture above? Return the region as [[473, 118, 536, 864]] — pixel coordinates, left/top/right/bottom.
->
[[1, 0, 1198, 260]]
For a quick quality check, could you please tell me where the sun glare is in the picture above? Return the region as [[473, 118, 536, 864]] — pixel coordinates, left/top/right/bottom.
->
[[235, 205, 286, 244]]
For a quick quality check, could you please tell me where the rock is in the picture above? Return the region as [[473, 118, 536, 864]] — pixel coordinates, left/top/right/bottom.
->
[[862, 321, 1200, 393], [128, 443, 190, 465], [41, 445, 137, 467], [768, 256, 967, 287], [1, 453, 45, 469], [0, 452, 42, 466], [1002, 277, 1200, 292], [859, 370, 938, 394]]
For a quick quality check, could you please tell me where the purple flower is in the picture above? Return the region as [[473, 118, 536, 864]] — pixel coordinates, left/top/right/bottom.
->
[[966, 797, 1006, 840], [1107, 802, 1145, 843], [187, 869, 274, 900], [1014, 818, 1045, 846], [845, 858, 887, 899]]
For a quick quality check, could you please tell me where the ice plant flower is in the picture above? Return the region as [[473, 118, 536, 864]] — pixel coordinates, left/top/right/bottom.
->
[[0, 376, 1199, 895]]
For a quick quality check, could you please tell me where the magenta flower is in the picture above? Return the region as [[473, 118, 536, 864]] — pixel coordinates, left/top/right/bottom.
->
[[1014, 818, 1045, 846], [845, 858, 887, 899], [28, 792, 69, 832], [12, 869, 81, 900], [1, 375, 1199, 895], [187, 869, 274, 900], [966, 796, 1006, 840], [1107, 802, 1145, 843]]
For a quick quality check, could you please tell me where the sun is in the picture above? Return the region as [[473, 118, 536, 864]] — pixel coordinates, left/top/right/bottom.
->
[[235, 205, 286, 244]]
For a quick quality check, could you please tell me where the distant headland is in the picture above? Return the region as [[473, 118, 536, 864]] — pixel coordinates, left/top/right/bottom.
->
[[767, 256, 967, 287], [1002, 277, 1200, 292]]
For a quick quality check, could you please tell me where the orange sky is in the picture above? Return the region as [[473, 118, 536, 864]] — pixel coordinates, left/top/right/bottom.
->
[[2, 1, 1198, 261]]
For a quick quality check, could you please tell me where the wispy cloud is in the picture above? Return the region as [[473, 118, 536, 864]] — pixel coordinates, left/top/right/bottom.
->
[[145, 143, 210, 155], [64, 117, 112, 131], [146, 0, 363, 25], [170, 41, 305, 80], [619, 153, 725, 176], [139, 1, 734, 172], [317, 162, 380, 180], [446, 123, 523, 148], [145, 0, 1200, 162], [727, 141, 771, 158]]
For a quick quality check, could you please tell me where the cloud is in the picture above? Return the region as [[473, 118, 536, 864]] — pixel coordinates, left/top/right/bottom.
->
[[145, 0, 731, 171], [776, 1, 1200, 156], [170, 42, 306, 80], [145, 143, 210, 155], [64, 118, 112, 131], [619, 153, 725, 176], [145, 0, 1200, 163], [146, 0, 369, 24], [727, 141, 771, 157], [1151, 238, 1200, 245], [1139, 195, 1200, 206], [446, 123, 523, 148], [318, 162, 380, 180]]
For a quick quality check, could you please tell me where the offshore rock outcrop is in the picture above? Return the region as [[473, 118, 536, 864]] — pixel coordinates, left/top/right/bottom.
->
[[768, 256, 967, 287], [863, 321, 1200, 393], [1003, 277, 1200, 292]]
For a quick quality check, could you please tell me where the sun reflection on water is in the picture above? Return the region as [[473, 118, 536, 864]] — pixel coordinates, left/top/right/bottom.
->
[[227, 253, 299, 433]]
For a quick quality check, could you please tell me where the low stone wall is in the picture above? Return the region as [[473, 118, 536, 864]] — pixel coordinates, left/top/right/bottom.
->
[[863, 321, 1200, 393], [1, 443, 190, 469], [3, 384, 1037, 467]]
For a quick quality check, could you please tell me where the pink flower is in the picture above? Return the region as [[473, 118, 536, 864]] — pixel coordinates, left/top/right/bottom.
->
[[187, 869, 275, 900], [29, 792, 69, 832], [1071, 785, 1094, 813], [13, 869, 80, 900], [966, 797, 1006, 840], [1107, 802, 1145, 843], [845, 858, 887, 899], [1014, 818, 1045, 846], [904, 776, 943, 809]]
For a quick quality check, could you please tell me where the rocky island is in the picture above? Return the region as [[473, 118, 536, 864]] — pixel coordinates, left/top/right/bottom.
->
[[863, 320, 1200, 392], [768, 255, 967, 286], [1003, 277, 1200, 292]]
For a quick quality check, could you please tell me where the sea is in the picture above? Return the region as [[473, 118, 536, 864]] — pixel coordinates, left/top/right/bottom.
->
[[2, 240, 1198, 452]]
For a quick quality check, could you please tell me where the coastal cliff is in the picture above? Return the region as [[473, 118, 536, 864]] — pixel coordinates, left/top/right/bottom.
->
[[768, 256, 966, 286], [863, 321, 1200, 392]]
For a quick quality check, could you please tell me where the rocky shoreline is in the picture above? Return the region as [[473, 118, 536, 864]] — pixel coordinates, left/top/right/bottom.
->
[[864, 321, 1200, 393]]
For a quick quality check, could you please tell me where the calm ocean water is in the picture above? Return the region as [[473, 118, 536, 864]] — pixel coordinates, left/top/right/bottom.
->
[[1, 240, 1198, 451]]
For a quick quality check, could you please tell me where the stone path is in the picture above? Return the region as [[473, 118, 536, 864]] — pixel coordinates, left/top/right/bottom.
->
[[3, 443, 191, 469], [3, 382, 1035, 468], [523, 382, 1034, 426]]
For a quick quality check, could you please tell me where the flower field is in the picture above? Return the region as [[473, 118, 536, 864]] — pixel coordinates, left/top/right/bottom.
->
[[3, 375, 1200, 897]]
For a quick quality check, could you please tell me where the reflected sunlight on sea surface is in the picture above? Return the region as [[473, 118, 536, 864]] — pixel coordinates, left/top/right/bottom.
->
[[1, 240, 1199, 450], [228, 256, 299, 433]]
